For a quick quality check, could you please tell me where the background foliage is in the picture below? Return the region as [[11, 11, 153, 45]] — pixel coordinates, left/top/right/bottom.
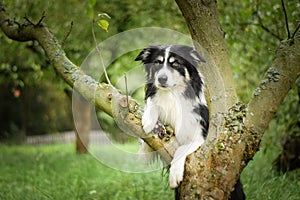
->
[[0, 0, 187, 140], [1, 0, 298, 145]]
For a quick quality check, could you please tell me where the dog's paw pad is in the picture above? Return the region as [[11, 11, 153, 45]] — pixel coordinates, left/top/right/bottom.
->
[[142, 109, 158, 134], [142, 124, 155, 134]]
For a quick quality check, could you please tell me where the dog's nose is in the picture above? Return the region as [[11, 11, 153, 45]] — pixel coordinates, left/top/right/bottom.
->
[[158, 75, 168, 85]]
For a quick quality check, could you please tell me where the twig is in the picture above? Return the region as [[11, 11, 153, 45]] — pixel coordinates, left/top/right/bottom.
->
[[91, 19, 111, 85], [281, 0, 291, 39], [36, 11, 46, 26], [61, 21, 73, 49], [23, 15, 35, 26], [256, 20, 283, 41], [23, 12, 45, 27], [291, 22, 300, 39], [124, 73, 129, 111], [254, 3, 283, 41], [13, 18, 21, 28]]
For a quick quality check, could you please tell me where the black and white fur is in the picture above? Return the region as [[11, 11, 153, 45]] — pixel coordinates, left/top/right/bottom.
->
[[135, 44, 208, 188]]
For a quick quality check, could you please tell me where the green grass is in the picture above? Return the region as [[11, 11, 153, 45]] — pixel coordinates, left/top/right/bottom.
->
[[0, 143, 299, 200], [241, 147, 300, 200], [0, 144, 173, 200]]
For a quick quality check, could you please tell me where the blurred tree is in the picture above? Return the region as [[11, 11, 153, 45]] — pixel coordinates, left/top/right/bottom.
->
[[73, 92, 91, 154]]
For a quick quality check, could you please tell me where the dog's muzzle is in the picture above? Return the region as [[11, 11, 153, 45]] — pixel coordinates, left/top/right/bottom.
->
[[158, 74, 168, 87]]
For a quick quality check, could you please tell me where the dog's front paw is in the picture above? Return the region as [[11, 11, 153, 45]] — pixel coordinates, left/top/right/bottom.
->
[[142, 103, 158, 133], [142, 113, 157, 133], [169, 162, 185, 188], [142, 98, 159, 134]]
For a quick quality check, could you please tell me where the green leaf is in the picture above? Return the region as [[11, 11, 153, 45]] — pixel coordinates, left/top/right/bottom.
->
[[97, 19, 109, 32]]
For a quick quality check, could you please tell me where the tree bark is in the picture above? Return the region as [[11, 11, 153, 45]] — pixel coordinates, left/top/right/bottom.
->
[[1, 1, 300, 199], [73, 92, 91, 154], [179, 36, 300, 197], [175, 0, 238, 138], [174, 0, 300, 199]]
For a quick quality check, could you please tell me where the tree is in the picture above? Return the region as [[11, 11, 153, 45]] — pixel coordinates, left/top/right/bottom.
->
[[174, 0, 299, 198], [73, 92, 92, 154], [0, 0, 299, 199]]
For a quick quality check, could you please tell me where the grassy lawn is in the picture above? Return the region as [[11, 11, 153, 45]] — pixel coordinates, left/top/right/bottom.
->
[[0, 143, 173, 200], [242, 149, 300, 200], [0, 142, 299, 200]]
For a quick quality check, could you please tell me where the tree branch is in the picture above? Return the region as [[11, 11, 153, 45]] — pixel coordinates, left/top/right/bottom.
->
[[0, 1, 177, 163], [281, 0, 291, 39], [61, 21, 73, 49], [292, 22, 300, 39], [245, 35, 300, 136], [254, 2, 283, 41]]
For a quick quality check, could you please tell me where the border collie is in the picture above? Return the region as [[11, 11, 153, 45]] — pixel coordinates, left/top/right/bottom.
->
[[135, 45, 245, 200], [135, 44, 208, 188]]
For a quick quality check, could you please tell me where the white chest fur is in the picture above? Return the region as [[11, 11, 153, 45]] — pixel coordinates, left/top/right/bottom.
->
[[151, 89, 204, 145]]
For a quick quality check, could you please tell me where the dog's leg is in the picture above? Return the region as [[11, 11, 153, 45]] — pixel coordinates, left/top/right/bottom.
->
[[138, 98, 159, 162], [142, 98, 159, 134], [169, 142, 201, 188]]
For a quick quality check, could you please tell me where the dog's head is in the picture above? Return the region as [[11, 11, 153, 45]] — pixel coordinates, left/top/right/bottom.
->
[[135, 45, 205, 95]]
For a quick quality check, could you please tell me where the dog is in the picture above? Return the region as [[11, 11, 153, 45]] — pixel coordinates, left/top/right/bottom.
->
[[135, 44, 245, 200], [135, 44, 208, 188]]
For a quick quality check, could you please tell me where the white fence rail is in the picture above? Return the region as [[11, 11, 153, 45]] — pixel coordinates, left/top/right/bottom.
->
[[24, 130, 111, 145]]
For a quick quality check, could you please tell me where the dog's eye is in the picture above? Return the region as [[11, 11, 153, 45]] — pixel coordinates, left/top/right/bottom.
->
[[172, 61, 180, 68], [154, 60, 161, 67]]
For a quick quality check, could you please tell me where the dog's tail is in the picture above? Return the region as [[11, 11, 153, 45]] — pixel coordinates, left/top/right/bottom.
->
[[229, 178, 246, 200], [175, 187, 180, 200]]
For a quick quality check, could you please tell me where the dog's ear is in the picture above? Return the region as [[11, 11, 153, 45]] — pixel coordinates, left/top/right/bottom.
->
[[135, 48, 151, 62], [189, 49, 206, 63], [172, 45, 206, 63]]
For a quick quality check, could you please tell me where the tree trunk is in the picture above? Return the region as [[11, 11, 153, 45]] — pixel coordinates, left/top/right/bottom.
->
[[65, 89, 91, 154], [174, 0, 300, 199], [73, 92, 91, 154], [175, 0, 238, 138]]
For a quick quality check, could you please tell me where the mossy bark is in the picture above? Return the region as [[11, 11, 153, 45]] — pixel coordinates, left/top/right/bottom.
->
[[175, 0, 238, 138], [178, 44, 300, 197], [174, 0, 300, 199]]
